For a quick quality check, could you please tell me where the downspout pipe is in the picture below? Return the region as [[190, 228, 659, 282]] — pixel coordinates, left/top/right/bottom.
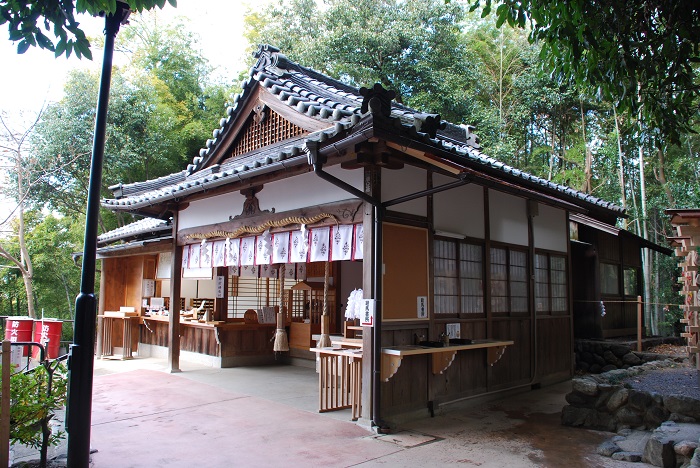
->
[[306, 141, 388, 431]]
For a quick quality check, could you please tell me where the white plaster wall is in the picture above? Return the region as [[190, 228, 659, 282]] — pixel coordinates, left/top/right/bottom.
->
[[178, 165, 363, 229], [179, 191, 246, 229], [258, 164, 363, 213], [381, 165, 427, 216], [433, 174, 484, 239], [489, 189, 528, 246], [533, 203, 568, 252]]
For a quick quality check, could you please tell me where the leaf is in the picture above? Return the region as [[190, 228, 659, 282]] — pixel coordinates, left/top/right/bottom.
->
[[17, 40, 30, 54]]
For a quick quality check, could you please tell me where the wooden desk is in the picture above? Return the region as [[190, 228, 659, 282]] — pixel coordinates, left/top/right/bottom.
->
[[381, 339, 513, 382]]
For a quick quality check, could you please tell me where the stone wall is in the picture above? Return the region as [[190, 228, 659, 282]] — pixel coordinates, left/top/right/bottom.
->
[[562, 360, 700, 433], [575, 338, 683, 374]]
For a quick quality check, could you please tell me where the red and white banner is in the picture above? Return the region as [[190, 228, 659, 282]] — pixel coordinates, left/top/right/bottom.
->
[[290, 230, 308, 263], [309, 226, 330, 262], [240, 236, 256, 266], [272, 232, 290, 264], [353, 224, 364, 260], [212, 240, 226, 267], [331, 225, 353, 261]]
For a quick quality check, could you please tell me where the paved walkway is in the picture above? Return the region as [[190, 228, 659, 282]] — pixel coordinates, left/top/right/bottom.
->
[[14, 357, 654, 467]]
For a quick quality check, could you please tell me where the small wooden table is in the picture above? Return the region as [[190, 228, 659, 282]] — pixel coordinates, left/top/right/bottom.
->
[[98, 314, 139, 360], [381, 339, 514, 382]]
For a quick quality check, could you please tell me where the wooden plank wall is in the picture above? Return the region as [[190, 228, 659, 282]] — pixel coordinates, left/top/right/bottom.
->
[[536, 316, 573, 384]]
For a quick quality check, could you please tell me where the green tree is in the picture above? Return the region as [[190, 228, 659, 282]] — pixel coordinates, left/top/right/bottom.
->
[[29, 18, 235, 230], [246, 0, 472, 115], [467, 0, 700, 144], [0, 0, 175, 58]]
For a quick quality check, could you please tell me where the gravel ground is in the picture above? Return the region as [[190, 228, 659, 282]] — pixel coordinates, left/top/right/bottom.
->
[[621, 345, 700, 400]]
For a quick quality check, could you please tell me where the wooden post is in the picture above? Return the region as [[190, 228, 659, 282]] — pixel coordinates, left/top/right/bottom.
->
[[1, 340, 11, 468], [637, 295, 643, 352]]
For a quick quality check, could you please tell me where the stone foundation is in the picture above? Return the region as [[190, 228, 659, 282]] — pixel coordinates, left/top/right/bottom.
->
[[562, 360, 699, 433], [575, 338, 684, 374]]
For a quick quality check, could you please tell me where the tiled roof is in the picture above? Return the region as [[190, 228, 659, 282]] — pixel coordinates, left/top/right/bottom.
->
[[97, 217, 170, 244], [102, 44, 624, 217]]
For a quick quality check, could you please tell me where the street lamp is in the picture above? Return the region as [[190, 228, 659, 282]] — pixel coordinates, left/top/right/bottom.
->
[[66, 3, 131, 466]]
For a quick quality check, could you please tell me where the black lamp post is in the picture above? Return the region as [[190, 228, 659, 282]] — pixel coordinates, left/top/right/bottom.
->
[[66, 3, 130, 466]]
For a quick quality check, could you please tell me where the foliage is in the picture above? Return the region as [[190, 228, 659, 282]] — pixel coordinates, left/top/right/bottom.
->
[[4, 362, 68, 451], [246, 0, 470, 111], [28, 16, 235, 229], [0, 0, 175, 59], [465, 0, 700, 144], [0, 211, 82, 320]]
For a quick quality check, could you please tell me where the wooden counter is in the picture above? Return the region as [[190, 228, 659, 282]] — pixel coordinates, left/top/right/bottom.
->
[[139, 315, 277, 367], [381, 339, 513, 382]]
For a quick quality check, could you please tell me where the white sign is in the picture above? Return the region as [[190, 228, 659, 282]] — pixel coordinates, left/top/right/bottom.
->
[[361, 299, 375, 327], [216, 276, 225, 299], [446, 323, 461, 339], [142, 279, 155, 298], [417, 296, 428, 319]]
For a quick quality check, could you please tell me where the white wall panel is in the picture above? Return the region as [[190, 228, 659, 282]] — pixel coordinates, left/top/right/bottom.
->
[[433, 174, 484, 239], [178, 165, 363, 229], [533, 203, 567, 252], [381, 165, 427, 216], [489, 189, 527, 246]]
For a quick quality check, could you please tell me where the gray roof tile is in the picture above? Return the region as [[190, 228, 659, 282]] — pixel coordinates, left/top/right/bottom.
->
[[103, 45, 624, 217]]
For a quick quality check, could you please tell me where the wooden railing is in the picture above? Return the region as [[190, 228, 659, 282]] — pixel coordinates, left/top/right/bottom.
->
[[315, 348, 362, 421]]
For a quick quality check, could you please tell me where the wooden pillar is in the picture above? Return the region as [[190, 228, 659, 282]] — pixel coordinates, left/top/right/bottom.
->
[[361, 166, 380, 421], [169, 212, 182, 373], [214, 267, 228, 322], [96, 260, 106, 359]]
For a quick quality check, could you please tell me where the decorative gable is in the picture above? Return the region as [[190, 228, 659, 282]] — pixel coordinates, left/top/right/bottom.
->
[[230, 104, 306, 158]]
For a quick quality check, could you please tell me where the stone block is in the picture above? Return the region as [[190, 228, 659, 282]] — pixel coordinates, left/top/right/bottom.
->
[[675, 440, 698, 457], [604, 350, 620, 365], [611, 451, 642, 462], [628, 390, 653, 412], [644, 422, 700, 468], [602, 364, 618, 373], [616, 407, 644, 426], [606, 388, 629, 412], [590, 364, 602, 374], [561, 405, 596, 427], [572, 377, 599, 396], [644, 405, 670, 428], [565, 391, 595, 406], [597, 440, 621, 457], [611, 344, 631, 357], [622, 352, 642, 366], [665, 396, 700, 420]]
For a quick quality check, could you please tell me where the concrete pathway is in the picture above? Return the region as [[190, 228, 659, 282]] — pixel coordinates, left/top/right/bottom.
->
[[14, 357, 657, 467]]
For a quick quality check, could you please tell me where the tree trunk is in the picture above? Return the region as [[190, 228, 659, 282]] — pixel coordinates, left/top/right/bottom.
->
[[655, 146, 675, 208], [581, 98, 592, 193], [637, 84, 654, 335], [613, 106, 628, 229], [18, 197, 36, 319]]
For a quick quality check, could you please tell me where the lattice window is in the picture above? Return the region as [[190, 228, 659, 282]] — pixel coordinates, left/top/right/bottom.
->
[[230, 109, 306, 157], [491, 246, 528, 316], [226, 275, 299, 319], [434, 238, 484, 316]]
